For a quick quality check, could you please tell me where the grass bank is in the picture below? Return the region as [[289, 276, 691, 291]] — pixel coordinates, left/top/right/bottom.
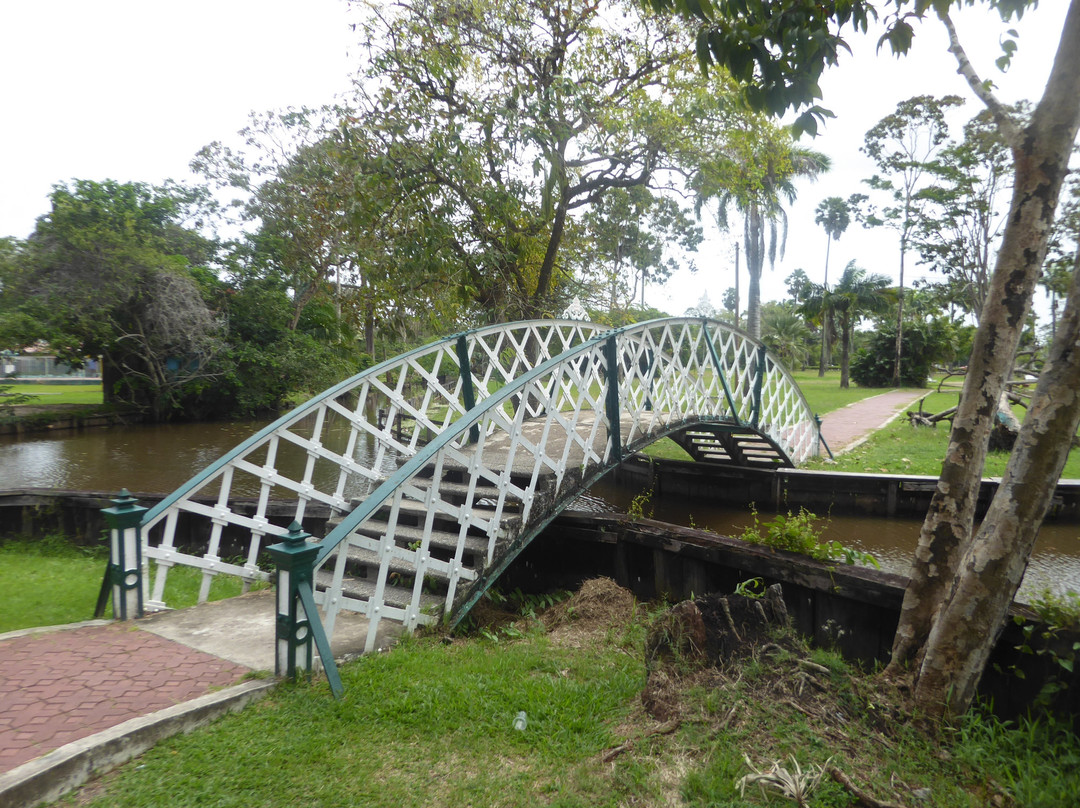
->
[[802, 389, 1080, 478], [51, 579, 1080, 808], [4, 382, 104, 406], [0, 537, 258, 633]]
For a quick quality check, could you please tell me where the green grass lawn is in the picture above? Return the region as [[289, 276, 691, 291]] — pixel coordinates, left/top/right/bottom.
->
[[0, 537, 109, 633], [51, 591, 1080, 808], [788, 369, 907, 415], [5, 382, 104, 406], [0, 537, 261, 633], [802, 388, 1080, 478]]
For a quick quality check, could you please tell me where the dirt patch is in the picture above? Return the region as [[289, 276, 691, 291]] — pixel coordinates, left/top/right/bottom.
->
[[543, 576, 638, 648]]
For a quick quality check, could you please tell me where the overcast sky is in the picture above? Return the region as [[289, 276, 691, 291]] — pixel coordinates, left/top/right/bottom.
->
[[0, 1, 1070, 326]]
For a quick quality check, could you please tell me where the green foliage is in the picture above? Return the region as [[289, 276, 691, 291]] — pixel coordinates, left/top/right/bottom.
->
[[740, 507, 878, 568], [0, 535, 108, 632], [733, 577, 766, 599], [627, 484, 655, 520], [0, 383, 35, 414], [952, 709, 1080, 808], [760, 302, 812, 370], [484, 587, 572, 621], [1029, 588, 1080, 631], [4, 179, 225, 419], [1003, 589, 1080, 709], [850, 319, 954, 388], [61, 627, 645, 808]]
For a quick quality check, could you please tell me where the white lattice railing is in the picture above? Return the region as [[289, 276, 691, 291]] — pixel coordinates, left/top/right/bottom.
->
[[135, 317, 822, 650]]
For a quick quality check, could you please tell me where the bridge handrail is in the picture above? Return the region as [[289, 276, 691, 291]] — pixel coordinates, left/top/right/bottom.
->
[[313, 328, 612, 565], [313, 316, 821, 565], [140, 318, 605, 530]]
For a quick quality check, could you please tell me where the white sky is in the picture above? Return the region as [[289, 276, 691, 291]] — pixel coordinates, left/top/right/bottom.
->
[[0, 1, 1071, 327]]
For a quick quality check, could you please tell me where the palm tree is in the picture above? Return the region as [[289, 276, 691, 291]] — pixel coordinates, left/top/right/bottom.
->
[[798, 284, 839, 378], [694, 122, 830, 340], [813, 197, 851, 376], [831, 261, 896, 388], [814, 197, 851, 289], [760, 302, 813, 370]]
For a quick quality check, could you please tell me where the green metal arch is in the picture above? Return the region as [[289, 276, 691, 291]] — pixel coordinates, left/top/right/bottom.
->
[[136, 316, 823, 650]]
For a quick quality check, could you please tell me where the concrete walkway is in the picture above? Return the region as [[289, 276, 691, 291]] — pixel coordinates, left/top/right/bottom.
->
[[817, 388, 926, 456], [0, 390, 925, 806]]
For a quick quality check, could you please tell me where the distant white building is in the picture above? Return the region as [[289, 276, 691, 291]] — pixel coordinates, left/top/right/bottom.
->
[[685, 292, 717, 319]]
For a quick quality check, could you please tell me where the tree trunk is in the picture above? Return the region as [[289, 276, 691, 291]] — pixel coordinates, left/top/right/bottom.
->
[[891, 244, 905, 387], [913, 250, 1080, 718], [840, 315, 852, 389], [888, 2, 1080, 671], [819, 237, 831, 377], [532, 197, 569, 319], [744, 210, 765, 341]]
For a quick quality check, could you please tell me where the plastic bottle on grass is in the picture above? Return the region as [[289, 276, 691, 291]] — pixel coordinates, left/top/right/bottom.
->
[[513, 711, 527, 731]]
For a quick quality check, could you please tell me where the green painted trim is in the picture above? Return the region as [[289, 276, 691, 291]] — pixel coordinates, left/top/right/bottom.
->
[[141, 320, 605, 527], [603, 335, 622, 464], [314, 329, 614, 565], [455, 335, 479, 444], [702, 319, 742, 425], [298, 584, 344, 699]]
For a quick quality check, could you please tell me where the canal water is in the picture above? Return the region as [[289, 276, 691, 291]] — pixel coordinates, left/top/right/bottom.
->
[[2, 420, 1078, 599]]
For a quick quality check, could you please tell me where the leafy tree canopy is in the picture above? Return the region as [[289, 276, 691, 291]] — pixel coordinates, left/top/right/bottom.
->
[[644, 0, 1036, 136]]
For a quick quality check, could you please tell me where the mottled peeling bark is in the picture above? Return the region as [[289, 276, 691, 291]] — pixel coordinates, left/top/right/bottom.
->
[[889, 1, 1080, 671], [915, 249, 1080, 718]]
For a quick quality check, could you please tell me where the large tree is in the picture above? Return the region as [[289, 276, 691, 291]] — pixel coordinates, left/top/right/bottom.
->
[[652, 0, 1080, 719], [911, 107, 1016, 323], [856, 94, 963, 386], [342, 0, 740, 322], [9, 180, 224, 419]]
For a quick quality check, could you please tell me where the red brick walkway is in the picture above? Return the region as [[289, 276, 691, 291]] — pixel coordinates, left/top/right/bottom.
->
[[818, 389, 926, 455], [0, 623, 249, 773]]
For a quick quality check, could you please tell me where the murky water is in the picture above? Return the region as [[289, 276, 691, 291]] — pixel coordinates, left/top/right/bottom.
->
[[2, 421, 1077, 600], [584, 477, 1080, 601]]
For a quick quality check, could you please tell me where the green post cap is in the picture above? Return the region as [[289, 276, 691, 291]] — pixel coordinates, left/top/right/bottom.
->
[[103, 489, 147, 529]]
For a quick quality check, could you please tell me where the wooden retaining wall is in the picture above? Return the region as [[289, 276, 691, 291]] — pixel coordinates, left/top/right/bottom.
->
[[612, 454, 1080, 522], [3, 487, 1077, 722]]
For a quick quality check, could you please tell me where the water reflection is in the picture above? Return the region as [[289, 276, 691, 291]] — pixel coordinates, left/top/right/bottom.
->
[[0, 421, 273, 492], [584, 477, 1080, 602], [2, 423, 1078, 600]]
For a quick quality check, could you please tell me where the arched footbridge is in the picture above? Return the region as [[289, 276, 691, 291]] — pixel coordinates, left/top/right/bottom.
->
[[137, 317, 826, 656]]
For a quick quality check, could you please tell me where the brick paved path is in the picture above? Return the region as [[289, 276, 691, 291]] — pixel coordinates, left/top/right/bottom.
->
[[0, 623, 249, 773], [818, 389, 926, 455]]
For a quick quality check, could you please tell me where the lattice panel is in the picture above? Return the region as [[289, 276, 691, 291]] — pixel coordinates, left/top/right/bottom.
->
[[137, 316, 823, 653], [139, 320, 603, 609]]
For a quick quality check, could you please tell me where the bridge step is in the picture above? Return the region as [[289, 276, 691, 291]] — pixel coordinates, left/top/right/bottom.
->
[[317, 461, 541, 628], [675, 428, 788, 468], [314, 570, 445, 614]]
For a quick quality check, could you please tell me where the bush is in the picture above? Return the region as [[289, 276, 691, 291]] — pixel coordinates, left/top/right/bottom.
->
[[850, 320, 954, 387]]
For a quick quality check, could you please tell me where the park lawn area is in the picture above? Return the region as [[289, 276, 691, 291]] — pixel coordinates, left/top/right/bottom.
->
[[788, 369, 912, 416], [803, 389, 1080, 479], [6, 382, 104, 406], [0, 537, 261, 633], [0, 537, 109, 633], [54, 581, 1080, 808]]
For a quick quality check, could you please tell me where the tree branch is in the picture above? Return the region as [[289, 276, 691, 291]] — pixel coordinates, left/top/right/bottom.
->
[[938, 11, 1021, 147]]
